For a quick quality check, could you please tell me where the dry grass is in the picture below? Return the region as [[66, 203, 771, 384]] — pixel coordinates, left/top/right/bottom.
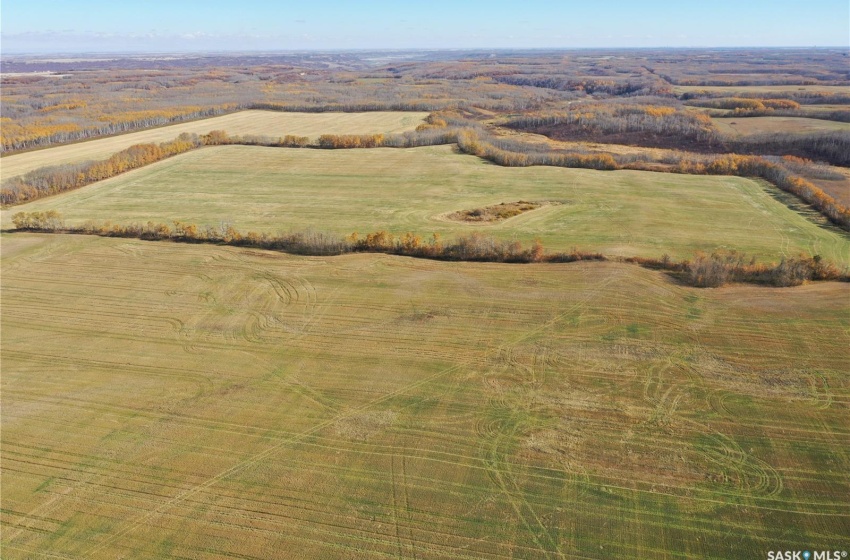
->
[[0, 110, 428, 179], [445, 200, 547, 223], [2, 233, 848, 559]]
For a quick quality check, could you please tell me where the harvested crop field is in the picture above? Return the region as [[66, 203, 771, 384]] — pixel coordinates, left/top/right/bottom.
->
[[7, 145, 849, 262], [2, 233, 848, 559], [713, 116, 850, 136], [0, 110, 428, 179]]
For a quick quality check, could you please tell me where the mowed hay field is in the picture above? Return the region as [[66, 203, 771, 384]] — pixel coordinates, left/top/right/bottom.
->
[[0, 110, 429, 179], [7, 145, 850, 262], [2, 233, 848, 559], [712, 116, 850, 136]]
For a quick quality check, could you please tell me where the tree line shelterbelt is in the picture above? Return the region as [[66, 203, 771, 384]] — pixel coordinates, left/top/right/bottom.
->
[[11, 210, 847, 289]]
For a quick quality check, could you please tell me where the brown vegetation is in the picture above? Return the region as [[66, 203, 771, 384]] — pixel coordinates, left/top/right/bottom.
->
[[686, 98, 802, 111], [446, 201, 545, 222], [457, 129, 620, 170], [682, 250, 844, 287]]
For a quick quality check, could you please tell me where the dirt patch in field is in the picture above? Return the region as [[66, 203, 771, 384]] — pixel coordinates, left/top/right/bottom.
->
[[334, 410, 398, 442], [445, 200, 556, 223]]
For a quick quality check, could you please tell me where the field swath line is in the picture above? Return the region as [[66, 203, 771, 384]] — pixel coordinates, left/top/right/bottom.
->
[[80, 263, 625, 557]]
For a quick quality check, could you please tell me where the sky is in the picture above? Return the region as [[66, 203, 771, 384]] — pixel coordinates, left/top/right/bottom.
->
[[2, 0, 848, 54]]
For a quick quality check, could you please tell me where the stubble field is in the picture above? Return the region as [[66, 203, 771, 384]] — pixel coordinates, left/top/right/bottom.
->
[[0, 110, 429, 179], [2, 233, 848, 559], [6, 144, 849, 262]]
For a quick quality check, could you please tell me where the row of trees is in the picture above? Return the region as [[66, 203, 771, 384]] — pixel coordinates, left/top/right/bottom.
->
[[683, 97, 850, 123], [506, 104, 720, 150], [456, 130, 619, 170], [682, 250, 843, 287], [1, 133, 205, 205], [1, 105, 238, 153], [668, 152, 850, 228], [12, 212, 844, 287], [686, 97, 801, 110], [728, 131, 850, 167], [12, 214, 563, 263], [492, 75, 670, 97], [679, 90, 850, 105]]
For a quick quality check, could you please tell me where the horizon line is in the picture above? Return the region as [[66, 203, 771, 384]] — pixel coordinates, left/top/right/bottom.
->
[[3, 45, 848, 57]]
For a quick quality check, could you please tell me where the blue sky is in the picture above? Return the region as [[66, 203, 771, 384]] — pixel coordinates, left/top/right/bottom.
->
[[2, 0, 848, 53]]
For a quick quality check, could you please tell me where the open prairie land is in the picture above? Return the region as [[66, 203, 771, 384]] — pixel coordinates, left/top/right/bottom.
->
[[6, 145, 849, 262], [0, 110, 428, 179], [2, 233, 848, 559], [712, 116, 850, 136]]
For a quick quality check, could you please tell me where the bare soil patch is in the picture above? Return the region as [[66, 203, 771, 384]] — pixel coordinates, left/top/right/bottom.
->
[[445, 200, 555, 223]]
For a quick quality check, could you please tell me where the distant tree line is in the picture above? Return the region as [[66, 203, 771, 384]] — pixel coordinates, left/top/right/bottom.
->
[[678, 90, 850, 105], [492, 75, 670, 97], [726, 132, 850, 167], [683, 97, 850, 123], [4, 49, 847, 154], [1, 105, 239, 153], [685, 98, 801, 111], [506, 103, 850, 166], [0, 63, 564, 153], [12, 212, 845, 287], [505, 104, 721, 150]]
